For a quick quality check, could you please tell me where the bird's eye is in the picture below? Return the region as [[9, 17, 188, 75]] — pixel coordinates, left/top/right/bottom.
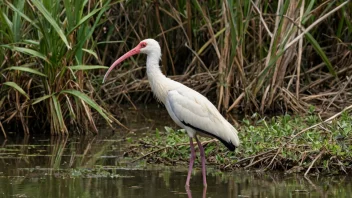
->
[[141, 42, 147, 48]]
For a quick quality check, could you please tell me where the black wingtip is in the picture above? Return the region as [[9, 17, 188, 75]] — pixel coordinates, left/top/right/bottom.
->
[[181, 120, 236, 151], [217, 138, 236, 151]]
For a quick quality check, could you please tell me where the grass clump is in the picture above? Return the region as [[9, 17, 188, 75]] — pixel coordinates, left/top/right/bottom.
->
[[0, 0, 119, 136], [126, 108, 352, 175]]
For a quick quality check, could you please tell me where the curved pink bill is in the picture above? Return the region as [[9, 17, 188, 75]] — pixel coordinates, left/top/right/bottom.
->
[[102, 46, 141, 83]]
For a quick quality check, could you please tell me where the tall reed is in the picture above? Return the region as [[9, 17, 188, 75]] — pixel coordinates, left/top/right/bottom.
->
[[1, 0, 351, 136], [101, 0, 352, 115]]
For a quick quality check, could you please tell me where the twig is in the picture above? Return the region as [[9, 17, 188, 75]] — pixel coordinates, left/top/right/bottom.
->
[[155, 3, 176, 75], [184, 43, 216, 81], [265, 148, 281, 170], [285, 0, 350, 51], [296, 0, 305, 99], [301, 92, 339, 101], [301, 64, 352, 92], [289, 104, 352, 143], [0, 122, 6, 139], [304, 150, 324, 176], [265, 104, 352, 171], [245, 155, 273, 169], [130, 146, 173, 163], [251, 0, 273, 37], [130, 139, 216, 163], [227, 92, 245, 112], [232, 148, 277, 166], [324, 76, 352, 111]]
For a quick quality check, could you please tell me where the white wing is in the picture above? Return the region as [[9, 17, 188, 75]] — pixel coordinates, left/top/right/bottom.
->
[[165, 86, 240, 150]]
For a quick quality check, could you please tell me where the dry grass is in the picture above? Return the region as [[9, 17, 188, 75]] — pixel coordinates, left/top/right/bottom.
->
[[100, 0, 352, 116], [1, 0, 351, 136]]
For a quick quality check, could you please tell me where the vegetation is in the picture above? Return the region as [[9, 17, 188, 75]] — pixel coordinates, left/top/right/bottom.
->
[[1, 134, 351, 197], [1, 0, 352, 193], [0, 0, 351, 138], [0, 0, 122, 136], [126, 106, 352, 175], [101, 0, 352, 116]]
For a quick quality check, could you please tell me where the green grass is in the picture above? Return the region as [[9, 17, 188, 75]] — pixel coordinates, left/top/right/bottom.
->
[[126, 107, 352, 174], [0, 0, 118, 135]]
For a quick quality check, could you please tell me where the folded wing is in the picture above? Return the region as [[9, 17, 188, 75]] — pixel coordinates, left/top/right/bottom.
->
[[166, 87, 240, 151]]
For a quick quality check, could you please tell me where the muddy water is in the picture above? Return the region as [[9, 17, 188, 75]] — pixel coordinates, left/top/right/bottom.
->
[[0, 107, 351, 198]]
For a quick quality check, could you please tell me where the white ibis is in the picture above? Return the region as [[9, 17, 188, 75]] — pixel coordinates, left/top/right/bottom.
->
[[103, 39, 240, 187]]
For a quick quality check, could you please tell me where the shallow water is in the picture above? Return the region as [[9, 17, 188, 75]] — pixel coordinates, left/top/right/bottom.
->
[[0, 107, 351, 198]]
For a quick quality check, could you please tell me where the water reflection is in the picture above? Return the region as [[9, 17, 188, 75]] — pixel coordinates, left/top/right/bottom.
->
[[186, 186, 207, 198], [1, 132, 351, 198], [0, 105, 351, 198]]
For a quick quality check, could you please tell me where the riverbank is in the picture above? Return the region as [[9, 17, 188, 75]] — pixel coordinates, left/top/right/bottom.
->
[[125, 106, 352, 175], [1, 116, 351, 198]]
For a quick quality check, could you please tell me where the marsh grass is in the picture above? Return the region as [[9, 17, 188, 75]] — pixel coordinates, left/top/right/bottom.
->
[[101, 0, 352, 115], [0, 0, 122, 136], [1, 0, 351, 136], [126, 106, 352, 174]]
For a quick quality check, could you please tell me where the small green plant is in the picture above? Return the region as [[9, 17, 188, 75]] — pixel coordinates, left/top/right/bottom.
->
[[126, 110, 352, 174]]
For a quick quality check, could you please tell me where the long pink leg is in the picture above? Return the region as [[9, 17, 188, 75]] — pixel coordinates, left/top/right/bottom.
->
[[186, 137, 196, 187], [195, 136, 207, 187]]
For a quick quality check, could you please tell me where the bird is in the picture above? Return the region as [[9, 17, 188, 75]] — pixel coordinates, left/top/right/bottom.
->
[[103, 39, 240, 187]]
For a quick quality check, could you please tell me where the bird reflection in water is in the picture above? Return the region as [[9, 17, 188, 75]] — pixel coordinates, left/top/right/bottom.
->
[[186, 186, 207, 198]]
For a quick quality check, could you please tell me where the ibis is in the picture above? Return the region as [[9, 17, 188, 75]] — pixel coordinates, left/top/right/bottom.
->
[[103, 39, 240, 187]]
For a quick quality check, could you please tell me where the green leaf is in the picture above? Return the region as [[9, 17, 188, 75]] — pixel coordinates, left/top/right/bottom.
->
[[82, 48, 99, 60], [52, 95, 65, 130], [76, 1, 110, 49], [4, 66, 47, 77], [302, 0, 316, 24], [67, 7, 102, 34], [31, 0, 71, 49], [1, 45, 49, 63], [0, 96, 6, 108], [305, 33, 336, 76], [0, 9, 13, 31], [6, 1, 40, 30], [3, 82, 29, 99], [60, 90, 112, 122], [68, 65, 108, 70], [164, 126, 174, 133], [32, 94, 52, 105], [23, 40, 40, 46], [97, 40, 124, 45]]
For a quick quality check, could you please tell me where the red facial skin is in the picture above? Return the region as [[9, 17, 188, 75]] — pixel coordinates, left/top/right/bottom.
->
[[103, 41, 147, 83]]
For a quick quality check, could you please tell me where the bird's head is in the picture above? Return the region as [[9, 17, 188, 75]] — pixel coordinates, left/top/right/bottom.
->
[[139, 39, 161, 55], [102, 39, 161, 83]]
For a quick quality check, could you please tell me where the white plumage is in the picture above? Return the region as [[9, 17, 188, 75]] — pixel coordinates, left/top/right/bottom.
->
[[103, 38, 240, 187], [166, 87, 240, 149]]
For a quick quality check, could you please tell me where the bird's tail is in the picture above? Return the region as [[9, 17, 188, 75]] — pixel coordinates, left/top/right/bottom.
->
[[217, 137, 237, 151], [219, 121, 240, 151]]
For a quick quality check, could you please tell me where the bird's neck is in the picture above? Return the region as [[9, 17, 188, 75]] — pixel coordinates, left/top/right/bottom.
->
[[146, 52, 173, 104]]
